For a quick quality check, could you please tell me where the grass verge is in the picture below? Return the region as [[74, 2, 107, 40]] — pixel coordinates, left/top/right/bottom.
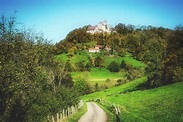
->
[[66, 102, 87, 122], [96, 103, 116, 122]]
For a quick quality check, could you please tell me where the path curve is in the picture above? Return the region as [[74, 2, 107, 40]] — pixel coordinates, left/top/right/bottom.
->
[[78, 102, 107, 122]]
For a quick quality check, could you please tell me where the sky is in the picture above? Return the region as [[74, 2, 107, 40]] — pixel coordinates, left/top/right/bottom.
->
[[0, 0, 183, 43]]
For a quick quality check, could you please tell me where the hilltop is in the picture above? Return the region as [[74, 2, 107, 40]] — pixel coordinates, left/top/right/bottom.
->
[[86, 20, 112, 34]]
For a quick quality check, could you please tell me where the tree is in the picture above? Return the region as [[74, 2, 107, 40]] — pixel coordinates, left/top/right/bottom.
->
[[120, 60, 126, 68], [74, 79, 91, 95], [94, 56, 104, 68], [75, 61, 85, 71], [64, 61, 73, 72], [161, 25, 183, 85], [0, 14, 80, 121], [85, 62, 91, 71], [61, 74, 74, 87], [107, 61, 120, 72], [143, 36, 167, 87], [95, 83, 99, 92], [114, 23, 128, 34]]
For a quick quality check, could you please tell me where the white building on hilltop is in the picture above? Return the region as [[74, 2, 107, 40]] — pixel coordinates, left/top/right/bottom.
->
[[86, 21, 111, 34]]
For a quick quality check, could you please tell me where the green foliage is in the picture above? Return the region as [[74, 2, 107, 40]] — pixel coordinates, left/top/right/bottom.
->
[[74, 78, 92, 95], [75, 61, 85, 71], [120, 59, 126, 68], [107, 61, 120, 72], [64, 61, 73, 72], [0, 15, 80, 121], [94, 56, 104, 68], [61, 74, 74, 87], [53, 19, 183, 122], [161, 26, 183, 85], [55, 21, 182, 89], [114, 23, 129, 34], [67, 102, 87, 122], [85, 62, 91, 71]]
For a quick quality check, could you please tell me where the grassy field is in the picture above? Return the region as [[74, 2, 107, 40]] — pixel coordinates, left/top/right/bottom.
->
[[55, 51, 146, 68], [82, 77, 147, 100], [82, 78, 183, 122], [71, 68, 125, 86], [55, 51, 89, 65], [55, 51, 146, 87]]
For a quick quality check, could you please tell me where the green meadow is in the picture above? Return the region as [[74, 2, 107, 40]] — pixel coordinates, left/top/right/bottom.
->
[[55, 51, 146, 68], [71, 68, 125, 86], [55, 51, 146, 87], [82, 77, 183, 122]]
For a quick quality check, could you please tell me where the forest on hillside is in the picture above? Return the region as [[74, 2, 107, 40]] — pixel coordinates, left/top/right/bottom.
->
[[0, 14, 183, 121]]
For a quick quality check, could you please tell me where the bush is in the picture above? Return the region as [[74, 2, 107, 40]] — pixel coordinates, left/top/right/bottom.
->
[[120, 60, 126, 68], [107, 61, 120, 72]]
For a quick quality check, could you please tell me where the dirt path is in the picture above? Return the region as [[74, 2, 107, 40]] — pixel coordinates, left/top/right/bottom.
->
[[78, 102, 107, 122]]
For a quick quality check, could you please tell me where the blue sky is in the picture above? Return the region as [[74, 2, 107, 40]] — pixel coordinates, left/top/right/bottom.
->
[[0, 0, 183, 43]]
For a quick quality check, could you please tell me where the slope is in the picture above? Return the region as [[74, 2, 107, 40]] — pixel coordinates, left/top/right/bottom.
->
[[82, 79, 183, 122]]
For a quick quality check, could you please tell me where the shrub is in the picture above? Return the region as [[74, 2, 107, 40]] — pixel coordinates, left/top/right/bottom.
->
[[107, 61, 120, 72]]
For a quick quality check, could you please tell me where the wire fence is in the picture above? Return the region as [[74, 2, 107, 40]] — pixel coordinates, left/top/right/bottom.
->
[[48, 100, 84, 122]]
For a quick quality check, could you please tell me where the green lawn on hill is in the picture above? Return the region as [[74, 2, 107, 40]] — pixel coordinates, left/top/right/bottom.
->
[[55, 51, 146, 87], [55, 51, 146, 68], [82, 78, 183, 122], [55, 51, 89, 65], [71, 68, 125, 86]]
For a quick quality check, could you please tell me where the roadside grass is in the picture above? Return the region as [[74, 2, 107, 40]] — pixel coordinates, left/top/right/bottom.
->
[[82, 78, 183, 122], [66, 102, 87, 122], [96, 103, 116, 122]]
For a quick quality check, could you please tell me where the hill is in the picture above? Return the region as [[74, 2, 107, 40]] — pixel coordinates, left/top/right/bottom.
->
[[82, 78, 183, 122], [55, 22, 183, 89], [55, 50, 146, 88]]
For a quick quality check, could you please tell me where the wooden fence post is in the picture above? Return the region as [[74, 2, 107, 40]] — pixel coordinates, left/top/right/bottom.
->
[[57, 113, 59, 122], [49, 100, 84, 122], [52, 115, 55, 122], [60, 112, 62, 122], [62, 109, 65, 120]]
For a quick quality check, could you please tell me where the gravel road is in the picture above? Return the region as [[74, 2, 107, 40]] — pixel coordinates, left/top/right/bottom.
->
[[78, 102, 107, 122]]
